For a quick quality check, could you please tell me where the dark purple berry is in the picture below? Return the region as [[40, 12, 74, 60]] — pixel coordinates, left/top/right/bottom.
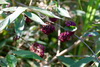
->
[[58, 31, 74, 42], [49, 17, 58, 22], [13, 36, 20, 41], [88, 34, 93, 37], [41, 24, 55, 35], [65, 21, 76, 27], [30, 42, 45, 57], [25, 16, 32, 23]]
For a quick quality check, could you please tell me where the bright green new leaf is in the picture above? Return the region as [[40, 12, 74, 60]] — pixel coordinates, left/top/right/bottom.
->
[[6, 55, 17, 67], [13, 50, 44, 60], [25, 12, 47, 25]]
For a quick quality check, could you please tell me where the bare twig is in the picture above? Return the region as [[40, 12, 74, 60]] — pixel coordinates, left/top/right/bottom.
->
[[47, 36, 82, 64], [29, 0, 33, 6], [57, 20, 61, 55], [75, 34, 100, 63], [64, 55, 91, 57]]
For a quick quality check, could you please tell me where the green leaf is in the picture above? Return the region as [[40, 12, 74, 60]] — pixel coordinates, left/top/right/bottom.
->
[[57, 7, 71, 18], [0, 0, 9, 4], [0, 58, 8, 67], [84, 32, 99, 37], [65, 26, 77, 32], [25, 12, 47, 25], [13, 50, 44, 60], [1, 7, 17, 12], [0, 40, 6, 49], [0, 7, 27, 31], [6, 55, 17, 67], [58, 56, 75, 67], [30, 7, 60, 19], [15, 15, 25, 35], [71, 57, 94, 67]]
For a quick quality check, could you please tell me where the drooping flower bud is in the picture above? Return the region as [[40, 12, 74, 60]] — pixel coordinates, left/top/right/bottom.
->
[[49, 17, 58, 22], [41, 24, 55, 35], [30, 42, 45, 57], [65, 21, 76, 27]]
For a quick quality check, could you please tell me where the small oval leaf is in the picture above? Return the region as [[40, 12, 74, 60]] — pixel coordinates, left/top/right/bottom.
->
[[57, 7, 71, 18], [13, 50, 44, 60], [30, 7, 60, 19], [25, 12, 47, 25]]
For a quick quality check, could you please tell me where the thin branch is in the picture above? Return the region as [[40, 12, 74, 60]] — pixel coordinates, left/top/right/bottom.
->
[[47, 36, 82, 64], [57, 21, 61, 55], [74, 34, 100, 63], [29, 0, 33, 6], [64, 55, 92, 57]]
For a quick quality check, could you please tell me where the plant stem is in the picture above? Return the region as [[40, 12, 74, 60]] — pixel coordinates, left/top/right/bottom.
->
[[74, 34, 100, 63], [29, 0, 33, 6], [57, 21, 61, 55]]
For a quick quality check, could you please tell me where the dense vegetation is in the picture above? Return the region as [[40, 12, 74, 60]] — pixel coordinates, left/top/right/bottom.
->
[[0, 0, 100, 67]]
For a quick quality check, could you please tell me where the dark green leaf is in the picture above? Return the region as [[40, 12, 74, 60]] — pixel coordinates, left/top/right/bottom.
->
[[13, 50, 44, 60], [6, 55, 17, 67], [71, 57, 94, 67], [15, 15, 25, 35], [25, 12, 47, 25], [0, 58, 8, 67], [58, 56, 75, 67]]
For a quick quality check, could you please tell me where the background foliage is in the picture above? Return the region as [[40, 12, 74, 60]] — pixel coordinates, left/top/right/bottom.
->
[[0, 0, 100, 67]]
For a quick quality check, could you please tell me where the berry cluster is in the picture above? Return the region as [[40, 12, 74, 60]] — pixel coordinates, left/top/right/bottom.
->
[[41, 21, 76, 42], [58, 31, 74, 42], [41, 24, 55, 35], [25, 16, 32, 23], [30, 42, 45, 57]]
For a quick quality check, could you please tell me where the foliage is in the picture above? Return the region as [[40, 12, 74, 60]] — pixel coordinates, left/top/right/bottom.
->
[[0, 0, 100, 67]]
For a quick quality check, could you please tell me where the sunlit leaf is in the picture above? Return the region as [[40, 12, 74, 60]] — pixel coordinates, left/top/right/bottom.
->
[[0, 0, 9, 4], [6, 55, 17, 67], [65, 26, 77, 32], [25, 12, 47, 25], [57, 7, 71, 18], [1, 7, 17, 12], [30, 7, 60, 19], [0, 7, 27, 31]]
